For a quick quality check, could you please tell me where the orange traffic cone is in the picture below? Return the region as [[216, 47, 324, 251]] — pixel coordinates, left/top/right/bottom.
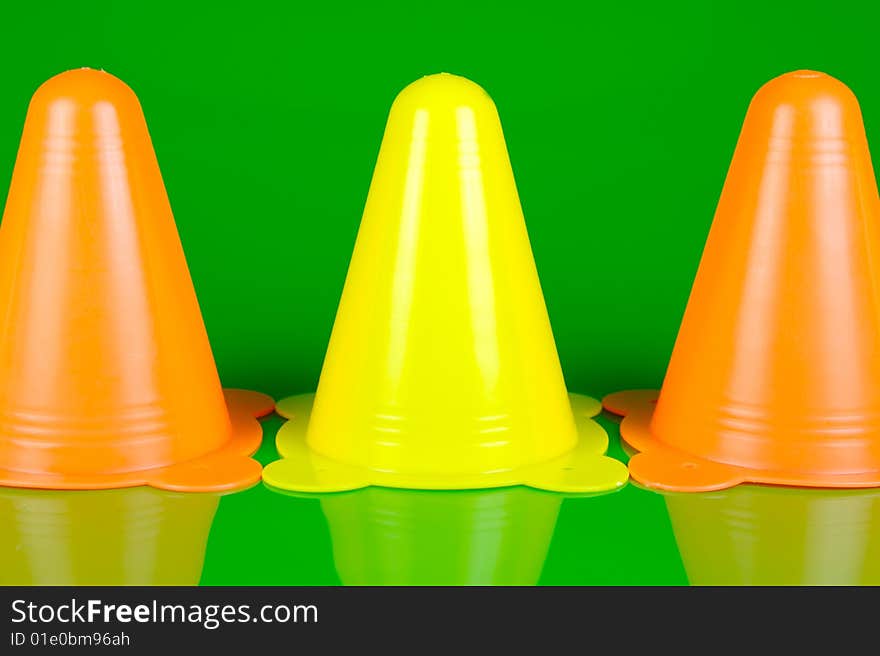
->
[[605, 71, 880, 491], [0, 69, 273, 491]]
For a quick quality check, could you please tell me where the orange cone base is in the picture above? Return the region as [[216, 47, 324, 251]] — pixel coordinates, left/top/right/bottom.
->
[[0, 389, 274, 492], [603, 390, 880, 492], [263, 393, 628, 494]]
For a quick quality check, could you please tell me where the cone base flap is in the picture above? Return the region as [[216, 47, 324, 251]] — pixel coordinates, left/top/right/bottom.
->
[[604, 390, 880, 492], [263, 393, 628, 493]]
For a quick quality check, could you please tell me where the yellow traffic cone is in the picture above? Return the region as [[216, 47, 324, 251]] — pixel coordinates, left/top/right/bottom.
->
[[264, 74, 626, 493]]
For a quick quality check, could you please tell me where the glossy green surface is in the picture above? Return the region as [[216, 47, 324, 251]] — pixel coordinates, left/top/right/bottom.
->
[[202, 415, 689, 585], [7, 416, 880, 585], [3, 0, 880, 585], [1, 1, 877, 400]]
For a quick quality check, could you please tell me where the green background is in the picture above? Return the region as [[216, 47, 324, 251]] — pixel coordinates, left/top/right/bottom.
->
[[3, 0, 878, 399], [2, 0, 879, 585]]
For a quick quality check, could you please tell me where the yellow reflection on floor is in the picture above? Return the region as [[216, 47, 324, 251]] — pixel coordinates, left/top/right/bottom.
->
[[0, 487, 219, 585], [318, 486, 562, 585], [665, 484, 880, 585]]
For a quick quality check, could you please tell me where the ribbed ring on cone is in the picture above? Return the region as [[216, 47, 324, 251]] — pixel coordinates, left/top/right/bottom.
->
[[603, 390, 880, 491], [262, 392, 628, 493], [0, 389, 274, 492]]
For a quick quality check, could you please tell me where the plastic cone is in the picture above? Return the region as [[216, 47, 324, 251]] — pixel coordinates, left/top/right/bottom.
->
[[264, 73, 627, 493], [665, 485, 880, 585], [0, 69, 273, 491], [604, 70, 880, 491], [0, 487, 219, 585], [317, 487, 561, 585]]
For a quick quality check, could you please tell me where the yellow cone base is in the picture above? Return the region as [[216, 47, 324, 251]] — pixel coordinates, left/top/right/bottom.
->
[[603, 389, 880, 492], [0, 389, 275, 492], [263, 393, 628, 493]]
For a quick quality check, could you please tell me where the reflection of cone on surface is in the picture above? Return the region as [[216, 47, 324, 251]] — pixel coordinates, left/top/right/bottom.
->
[[319, 487, 561, 585], [0, 69, 273, 491], [264, 73, 626, 493], [604, 71, 880, 491], [0, 487, 219, 585], [665, 485, 880, 585]]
